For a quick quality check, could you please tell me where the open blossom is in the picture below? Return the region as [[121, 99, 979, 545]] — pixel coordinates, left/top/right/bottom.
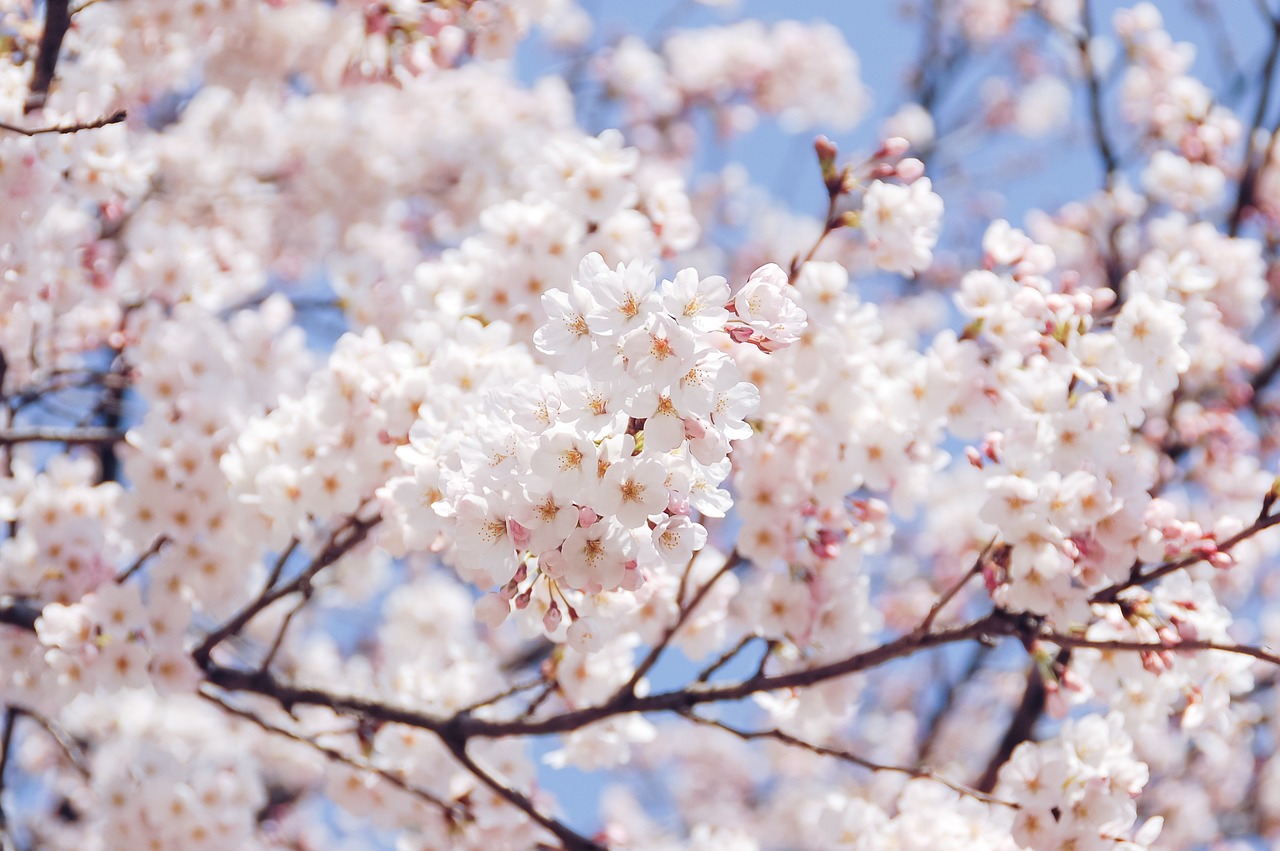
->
[[4, 1, 1280, 848], [729, 264, 808, 351], [860, 177, 944, 275], [594, 456, 670, 527]]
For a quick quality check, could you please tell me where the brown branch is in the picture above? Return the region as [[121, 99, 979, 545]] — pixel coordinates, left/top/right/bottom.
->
[[1092, 507, 1280, 604], [0, 426, 124, 445], [200, 689, 468, 823], [0, 109, 126, 137], [201, 611, 1016, 742], [974, 660, 1049, 794], [1075, 0, 1119, 188], [915, 538, 994, 636], [1229, 9, 1280, 235], [679, 710, 1015, 807], [0, 707, 15, 845], [1039, 631, 1280, 667], [12, 708, 89, 778], [116, 535, 169, 584], [437, 731, 605, 851], [25, 0, 71, 113], [193, 511, 381, 667], [614, 550, 741, 700]]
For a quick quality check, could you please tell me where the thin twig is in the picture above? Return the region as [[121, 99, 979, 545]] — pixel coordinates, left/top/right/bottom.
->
[[438, 733, 604, 851], [516, 680, 560, 721], [1040, 631, 1280, 667], [25, 0, 71, 112], [263, 537, 301, 593], [0, 426, 124, 445], [915, 538, 995, 636], [13, 709, 89, 777], [193, 512, 380, 667], [0, 109, 126, 137], [0, 707, 16, 844], [1092, 507, 1280, 603], [459, 677, 550, 715], [680, 710, 1016, 808], [614, 550, 741, 700], [1075, 0, 1119, 187], [201, 689, 467, 822], [1229, 10, 1280, 235], [116, 535, 169, 584], [258, 595, 309, 673], [694, 634, 758, 684]]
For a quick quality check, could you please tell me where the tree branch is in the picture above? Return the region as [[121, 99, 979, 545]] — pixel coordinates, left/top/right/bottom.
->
[[116, 535, 169, 584], [193, 511, 381, 668], [0, 426, 125, 446], [1228, 9, 1280, 235], [680, 710, 1015, 808], [1092, 506, 1280, 604], [0, 707, 16, 849], [201, 689, 469, 823], [437, 730, 605, 851], [974, 660, 1048, 794], [25, 0, 72, 113], [614, 549, 741, 700], [0, 109, 126, 137]]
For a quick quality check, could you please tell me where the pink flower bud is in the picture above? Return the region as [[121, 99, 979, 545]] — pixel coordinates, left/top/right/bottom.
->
[[882, 136, 910, 157], [507, 518, 531, 548], [896, 157, 925, 182], [621, 562, 644, 591], [543, 602, 562, 632], [578, 506, 599, 527]]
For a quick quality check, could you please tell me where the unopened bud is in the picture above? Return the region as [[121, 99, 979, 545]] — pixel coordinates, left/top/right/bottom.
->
[[542, 601, 561, 631], [896, 157, 925, 183], [881, 136, 910, 157]]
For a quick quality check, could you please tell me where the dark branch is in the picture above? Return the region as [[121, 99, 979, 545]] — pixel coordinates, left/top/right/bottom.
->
[[1229, 10, 1280, 235], [25, 0, 72, 113], [193, 512, 381, 667], [0, 427, 125, 446], [974, 660, 1048, 794], [0, 109, 126, 137], [681, 710, 1015, 807]]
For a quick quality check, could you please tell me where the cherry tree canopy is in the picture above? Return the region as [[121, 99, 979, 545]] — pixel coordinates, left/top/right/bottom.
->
[[1, 0, 1279, 848]]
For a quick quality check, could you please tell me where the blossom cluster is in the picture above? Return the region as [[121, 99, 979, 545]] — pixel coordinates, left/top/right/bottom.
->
[[5, 0, 1280, 849], [394, 253, 796, 650]]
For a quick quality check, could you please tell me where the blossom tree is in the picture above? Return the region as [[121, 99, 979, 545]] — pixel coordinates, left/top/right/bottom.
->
[[3, 0, 1280, 847]]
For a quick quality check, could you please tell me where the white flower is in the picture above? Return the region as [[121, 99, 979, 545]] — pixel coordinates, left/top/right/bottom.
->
[[730, 263, 808, 351], [620, 313, 697, 387], [661, 267, 730, 332], [594, 456, 669, 527], [652, 515, 708, 564], [530, 425, 599, 497], [860, 177, 944, 275], [560, 519, 629, 591], [534, 281, 598, 360], [581, 253, 658, 337]]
